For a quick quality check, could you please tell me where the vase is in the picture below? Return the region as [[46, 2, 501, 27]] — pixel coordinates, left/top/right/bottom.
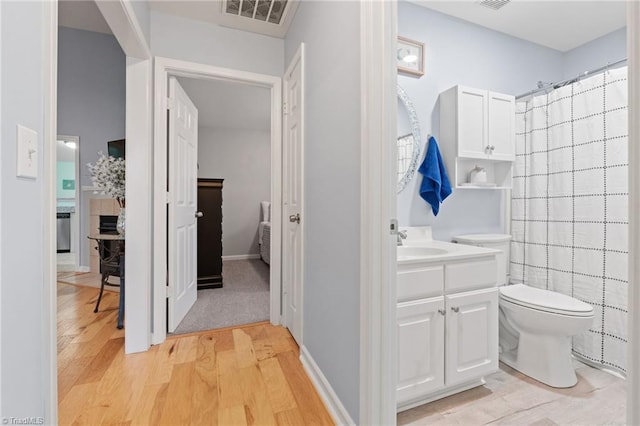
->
[[117, 207, 126, 236]]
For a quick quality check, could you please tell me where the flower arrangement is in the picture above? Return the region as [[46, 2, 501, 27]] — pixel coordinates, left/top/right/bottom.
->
[[87, 152, 126, 208]]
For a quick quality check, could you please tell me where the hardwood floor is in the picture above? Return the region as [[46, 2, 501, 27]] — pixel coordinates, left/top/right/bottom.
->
[[398, 360, 626, 425], [56, 279, 334, 425]]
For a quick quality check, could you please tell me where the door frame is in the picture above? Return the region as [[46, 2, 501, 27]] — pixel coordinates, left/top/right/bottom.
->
[[56, 134, 81, 268], [152, 57, 283, 344], [282, 43, 305, 344], [359, 1, 398, 424]]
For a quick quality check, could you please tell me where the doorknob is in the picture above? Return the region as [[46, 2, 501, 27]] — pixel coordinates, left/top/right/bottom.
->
[[195, 211, 204, 218], [289, 213, 300, 224]]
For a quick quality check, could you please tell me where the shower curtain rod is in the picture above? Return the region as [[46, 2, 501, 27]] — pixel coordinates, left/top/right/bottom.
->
[[515, 57, 627, 100]]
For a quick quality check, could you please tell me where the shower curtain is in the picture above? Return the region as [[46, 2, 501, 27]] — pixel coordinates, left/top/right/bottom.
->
[[510, 66, 628, 374]]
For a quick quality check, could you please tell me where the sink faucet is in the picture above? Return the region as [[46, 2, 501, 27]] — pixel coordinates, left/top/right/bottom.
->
[[397, 230, 408, 246]]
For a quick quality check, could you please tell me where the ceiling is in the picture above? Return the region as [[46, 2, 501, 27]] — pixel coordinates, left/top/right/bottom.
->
[[57, 1, 626, 58], [409, 0, 626, 52], [149, 0, 299, 39], [177, 77, 271, 131], [58, 0, 112, 35]]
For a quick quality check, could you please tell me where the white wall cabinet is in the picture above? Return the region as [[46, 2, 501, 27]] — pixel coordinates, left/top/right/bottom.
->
[[440, 85, 515, 189], [397, 257, 499, 411]]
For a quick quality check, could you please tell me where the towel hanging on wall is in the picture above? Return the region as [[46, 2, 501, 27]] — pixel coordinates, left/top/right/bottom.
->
[[418, 136, 452, 216]]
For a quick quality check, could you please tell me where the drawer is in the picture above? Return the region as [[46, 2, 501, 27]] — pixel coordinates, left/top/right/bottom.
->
[[397, 265, 444, 302], [445, 258, 497, 293]]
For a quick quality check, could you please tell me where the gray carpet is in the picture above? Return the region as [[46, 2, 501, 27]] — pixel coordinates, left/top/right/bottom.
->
[[173, 259, 270, 334]]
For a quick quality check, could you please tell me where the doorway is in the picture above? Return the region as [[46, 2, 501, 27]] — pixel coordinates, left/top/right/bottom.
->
[[152, 58, 285, 345], [169, 76, 273, 334], [55, 135, 79, 272]]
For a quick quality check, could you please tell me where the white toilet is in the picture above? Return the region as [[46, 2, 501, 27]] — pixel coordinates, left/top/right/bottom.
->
[[453, 234, 594, 388]]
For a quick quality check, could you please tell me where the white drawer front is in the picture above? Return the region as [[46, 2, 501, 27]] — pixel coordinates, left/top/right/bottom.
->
[[397, 265, 444, 302], [445, 258, 497, 293]]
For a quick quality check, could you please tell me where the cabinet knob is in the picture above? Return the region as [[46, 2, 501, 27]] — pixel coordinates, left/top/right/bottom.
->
[[438, 309, 446, 316], [195, 211, 204, 218], [451, 306, 459, 313], [490, 145, 496, 151]]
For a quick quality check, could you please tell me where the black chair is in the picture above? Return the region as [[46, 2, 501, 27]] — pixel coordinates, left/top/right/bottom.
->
[[93, 240, 122, 313]]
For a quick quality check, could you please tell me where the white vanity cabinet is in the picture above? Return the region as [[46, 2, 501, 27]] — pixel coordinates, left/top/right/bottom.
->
[[397, 297, 445, 403], [439, 85, 515, 189], [445, 288, 499, 386], [396, 256, 499, 411]]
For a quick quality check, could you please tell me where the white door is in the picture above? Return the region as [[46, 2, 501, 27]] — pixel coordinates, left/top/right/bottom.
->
[[488, 91, 515, 161], [396, 297, 445, 406], [445, 288, 499, 386], [283, 46, 304, 345], [457, 86, 488, 158], [167, 77, 199, 332]]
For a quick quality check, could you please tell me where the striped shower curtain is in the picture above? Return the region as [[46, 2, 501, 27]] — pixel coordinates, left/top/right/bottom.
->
[[510, 67, 628, 374]]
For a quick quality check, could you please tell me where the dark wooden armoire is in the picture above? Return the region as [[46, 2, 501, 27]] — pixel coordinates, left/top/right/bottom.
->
[[197, 178, 224, 289]]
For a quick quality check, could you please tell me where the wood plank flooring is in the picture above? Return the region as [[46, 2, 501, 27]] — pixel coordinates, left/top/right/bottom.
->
[[398, 360, 626, 425], [57, 279, 334, 425]]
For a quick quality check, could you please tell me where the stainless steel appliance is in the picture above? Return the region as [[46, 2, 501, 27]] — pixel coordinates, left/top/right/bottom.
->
[[56, 212, 71, 253]]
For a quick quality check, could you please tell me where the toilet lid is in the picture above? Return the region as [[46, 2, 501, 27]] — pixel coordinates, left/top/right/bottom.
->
[[500, 284, 594, 317]]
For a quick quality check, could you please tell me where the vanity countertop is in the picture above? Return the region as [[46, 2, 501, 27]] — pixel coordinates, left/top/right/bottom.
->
[[57, 206, 75, 214], [397, 239, 499, 264]]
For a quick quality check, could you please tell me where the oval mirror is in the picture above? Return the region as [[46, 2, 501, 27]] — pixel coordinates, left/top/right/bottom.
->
[[397, 85, 422, 193]]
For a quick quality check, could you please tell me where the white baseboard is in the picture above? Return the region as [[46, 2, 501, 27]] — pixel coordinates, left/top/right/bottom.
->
[[299, 345, 355, 426], [221, 254, 261, 261]]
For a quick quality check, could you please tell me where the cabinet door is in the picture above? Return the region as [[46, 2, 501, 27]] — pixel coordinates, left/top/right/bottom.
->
[[397, 297, 445, 406], [457, 87, 488, 158], [488, 92, 515, 160], [445, 288, 498, 386]]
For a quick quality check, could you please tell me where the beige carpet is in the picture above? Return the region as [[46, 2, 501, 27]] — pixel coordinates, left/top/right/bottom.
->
[[173, 259, 270, 334]]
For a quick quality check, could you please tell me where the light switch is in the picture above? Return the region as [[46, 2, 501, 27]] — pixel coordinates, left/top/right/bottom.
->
[[16, 124, 38, 179]]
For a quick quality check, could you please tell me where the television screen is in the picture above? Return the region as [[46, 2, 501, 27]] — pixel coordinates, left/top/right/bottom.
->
[[108, 139, 125, 159]]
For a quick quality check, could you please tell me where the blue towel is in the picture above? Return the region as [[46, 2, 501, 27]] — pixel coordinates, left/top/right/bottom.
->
[[418, 136, 452, 216]]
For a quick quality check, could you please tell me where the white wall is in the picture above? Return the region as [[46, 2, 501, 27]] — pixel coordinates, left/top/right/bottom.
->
[[57, 26, 125, 267], [562, 27, 627, 79], [129, 0, 150, 49], [150, 10, 284, 77], [0, 0, 48, 418], [397, 2, 566, 241], [198, 127, 271, 256], [285, 1, 362, 422]]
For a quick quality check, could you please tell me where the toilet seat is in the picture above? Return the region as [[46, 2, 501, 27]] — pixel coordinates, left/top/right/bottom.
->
[[500, 284, 594, 317]]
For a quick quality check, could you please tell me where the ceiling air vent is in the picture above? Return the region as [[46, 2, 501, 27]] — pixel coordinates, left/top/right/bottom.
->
[[477, 0, 511, 11], [224, 0, 289, 25]]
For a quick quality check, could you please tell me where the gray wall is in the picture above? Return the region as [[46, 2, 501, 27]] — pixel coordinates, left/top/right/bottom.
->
[[562, 27, 627, 79], [285, 1, 362, 422], [57, 26, 125, 267], [150, 10, 284, 77], [198, 127, 271, 256], [397, 2, 566, 241], [1, 1, 47, 418]]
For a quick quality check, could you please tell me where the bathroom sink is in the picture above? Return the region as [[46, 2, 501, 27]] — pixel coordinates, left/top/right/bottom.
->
[[397, 246, 448, 259]]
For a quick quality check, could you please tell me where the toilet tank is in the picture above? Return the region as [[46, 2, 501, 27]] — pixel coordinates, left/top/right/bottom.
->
[[452, 234, 512, 286]]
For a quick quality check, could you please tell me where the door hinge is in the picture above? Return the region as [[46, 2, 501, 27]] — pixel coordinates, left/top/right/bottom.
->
[[166, 192, 170, 204], [283, 101, 288, 115], [390, 218, 398, 235], [166, 286, 171, 298], [167, 97, 175, 110]]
